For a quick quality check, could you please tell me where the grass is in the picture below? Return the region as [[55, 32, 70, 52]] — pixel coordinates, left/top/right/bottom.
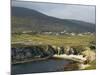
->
[[11, 34, 96, 47], [83, 60, 96, 70]]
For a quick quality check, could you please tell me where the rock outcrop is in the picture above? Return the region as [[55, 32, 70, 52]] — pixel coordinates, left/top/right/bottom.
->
[[11, 43, 96, 64]]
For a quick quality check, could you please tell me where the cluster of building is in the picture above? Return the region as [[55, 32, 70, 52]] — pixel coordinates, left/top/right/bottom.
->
[[41, 31, 95, 36], [13, 30, 95, 36]]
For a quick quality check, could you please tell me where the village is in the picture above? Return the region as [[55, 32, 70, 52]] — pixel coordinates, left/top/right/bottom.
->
[[13, 30, 95, 36]]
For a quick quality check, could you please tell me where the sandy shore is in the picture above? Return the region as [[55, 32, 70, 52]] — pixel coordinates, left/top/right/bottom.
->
[[53, 54, 87, 63]]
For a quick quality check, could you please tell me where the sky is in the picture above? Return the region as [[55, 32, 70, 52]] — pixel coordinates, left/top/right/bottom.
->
[[12, 0, 96, 24]]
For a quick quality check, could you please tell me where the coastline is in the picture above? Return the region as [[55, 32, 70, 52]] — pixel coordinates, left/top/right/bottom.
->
[[53, 54, 87, 63], [12, 54, 86, 65], [12, 54, 94, 70], [12, 56, 50, 65]]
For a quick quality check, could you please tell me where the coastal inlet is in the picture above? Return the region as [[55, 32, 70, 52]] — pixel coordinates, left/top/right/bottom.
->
[[11, 43, 96, 74]]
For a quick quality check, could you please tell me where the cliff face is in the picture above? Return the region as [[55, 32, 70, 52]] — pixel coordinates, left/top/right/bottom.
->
[[11, 43, 96, 65], [11, 44, 84, 63], [12, 45, 54, 62]]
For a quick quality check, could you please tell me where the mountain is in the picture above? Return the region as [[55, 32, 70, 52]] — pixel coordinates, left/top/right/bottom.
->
[[11, 7, 96, 33]]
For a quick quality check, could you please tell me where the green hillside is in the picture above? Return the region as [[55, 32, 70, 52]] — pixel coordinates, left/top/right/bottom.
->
[[11, 7, 96, 33]]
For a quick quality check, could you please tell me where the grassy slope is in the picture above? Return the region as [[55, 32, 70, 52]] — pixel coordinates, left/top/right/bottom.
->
[[12, 34, 96, 47]]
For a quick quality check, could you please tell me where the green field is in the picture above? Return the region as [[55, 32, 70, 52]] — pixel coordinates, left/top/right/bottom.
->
[[12, 34, 96, 47]]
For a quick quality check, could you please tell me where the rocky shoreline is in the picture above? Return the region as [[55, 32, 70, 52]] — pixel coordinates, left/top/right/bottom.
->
[[12, 56, 50, 65], [11, 43, 96, 67]]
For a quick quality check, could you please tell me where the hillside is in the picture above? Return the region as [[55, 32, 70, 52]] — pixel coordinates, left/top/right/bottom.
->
[[11, 7, 95, 33]]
